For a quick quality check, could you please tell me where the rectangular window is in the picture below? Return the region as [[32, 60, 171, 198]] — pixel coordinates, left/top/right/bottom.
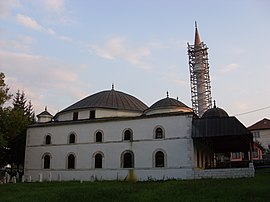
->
[[201, 153, 204, 167], [197, 151, 200, 167], [253, 132, 260, 138], [90, 110, 95, 119], [73, 112, 78, 120], [253, 149, 259, 158], [232, 152, 241, 159]]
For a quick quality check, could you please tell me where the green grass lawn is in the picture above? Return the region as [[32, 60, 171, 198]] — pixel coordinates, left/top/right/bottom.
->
[[0, 169, 270, 202]]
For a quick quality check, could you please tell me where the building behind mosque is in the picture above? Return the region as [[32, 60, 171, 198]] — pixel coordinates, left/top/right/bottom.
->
[[24, 25, 254, 182]]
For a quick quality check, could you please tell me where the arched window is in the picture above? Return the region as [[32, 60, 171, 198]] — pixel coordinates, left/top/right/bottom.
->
[[67, 154, 75, 169], [155, 151, 165, 167], [69, 133, 76, 144], [95, 153, 103, 168], [155, 127, 163, 139], [95, 131, 103, 143], [45, 135, 51, 144], [122, 151, 134, 168], [43, 154, 51, 169], [124, 129, 132, 141]]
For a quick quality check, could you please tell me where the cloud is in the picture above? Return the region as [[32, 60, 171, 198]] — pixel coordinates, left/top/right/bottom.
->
[[0, 0, 21, 18], [38, 0, 73, 25], [58, 35, 72, 41], [0, 35, 34, 53], [168, 38, 187, 49], [90, 37, 152, 70], [173, 79, 189, 86], [41, 0, 65, 12], [220, 63, 239, 73], [0, 50, 88, 115], [16, 14, 43, 31], [16, 14, 72, 41], [47, 28, 56, 36]]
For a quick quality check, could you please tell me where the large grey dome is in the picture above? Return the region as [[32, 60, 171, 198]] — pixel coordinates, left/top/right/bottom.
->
[[61, 89, 148, 113]]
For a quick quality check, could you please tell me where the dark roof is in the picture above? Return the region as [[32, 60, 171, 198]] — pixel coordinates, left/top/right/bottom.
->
[[192, 117, 252, 138], [192, 117, 252, 152], [248, 118, 270, 130], [60, 89, 148, 113], [37, 110, 53, 117], [146, 97, 190, 112], [202, 107, 229, 119]]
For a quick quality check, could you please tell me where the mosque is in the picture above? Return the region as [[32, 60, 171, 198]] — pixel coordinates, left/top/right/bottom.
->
[[24, 24, 254, 182]]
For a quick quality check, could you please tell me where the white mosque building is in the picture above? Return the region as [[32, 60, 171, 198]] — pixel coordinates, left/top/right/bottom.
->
[[24, 25, 254, 182]]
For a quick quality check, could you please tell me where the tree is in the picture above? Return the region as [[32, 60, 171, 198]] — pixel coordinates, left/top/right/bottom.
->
[[0, 72, 12, 167], [0, 108, 10, 166], [0, 73, 35, 174], [0, 72, 12, 107], [7, 90, 35, 173]]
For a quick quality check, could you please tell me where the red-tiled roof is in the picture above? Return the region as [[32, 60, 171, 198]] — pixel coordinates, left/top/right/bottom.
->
[[248, 118, 270, 130]]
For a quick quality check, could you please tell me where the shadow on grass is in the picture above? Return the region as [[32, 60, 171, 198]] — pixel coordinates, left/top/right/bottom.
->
[[0, 169, 269, 202]]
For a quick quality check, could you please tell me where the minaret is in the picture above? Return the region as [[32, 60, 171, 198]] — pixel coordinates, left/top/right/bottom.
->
[[187, 22, 212, 117]]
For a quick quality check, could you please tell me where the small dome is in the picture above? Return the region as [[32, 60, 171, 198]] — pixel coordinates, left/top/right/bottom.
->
[[60, 89, 148, 113], [202, 106, 229, 119], [148, 97, 188, 110], [144, 96, 192, 115], [37, 107, 53, 123], [37, 107, 53, 118]]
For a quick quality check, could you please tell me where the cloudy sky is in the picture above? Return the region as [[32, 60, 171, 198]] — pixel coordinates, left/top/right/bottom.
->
[[1, 0, 269, 126]]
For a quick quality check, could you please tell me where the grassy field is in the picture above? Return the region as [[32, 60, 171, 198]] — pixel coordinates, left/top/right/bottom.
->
[[0, 169, 270, 202]]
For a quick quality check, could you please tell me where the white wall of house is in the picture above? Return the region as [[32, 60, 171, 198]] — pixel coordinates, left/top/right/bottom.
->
[[252, 129, 270, 150], [56, 108, 142, 121], [24, 114, 195, 181], [37, 116, 53, 123]]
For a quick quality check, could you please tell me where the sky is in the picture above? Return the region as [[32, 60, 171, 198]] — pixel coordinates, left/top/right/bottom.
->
[[0, 0, 270, 127]]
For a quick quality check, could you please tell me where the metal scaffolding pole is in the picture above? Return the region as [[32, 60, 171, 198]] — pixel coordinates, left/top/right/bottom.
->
[[187, 29, 212, 117]]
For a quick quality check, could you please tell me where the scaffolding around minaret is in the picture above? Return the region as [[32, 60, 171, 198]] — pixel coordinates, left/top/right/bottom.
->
[[187, 23, 212, 117]]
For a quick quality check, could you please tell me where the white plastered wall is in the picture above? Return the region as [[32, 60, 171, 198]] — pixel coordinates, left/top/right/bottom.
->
[[24, 114, 194, 181]]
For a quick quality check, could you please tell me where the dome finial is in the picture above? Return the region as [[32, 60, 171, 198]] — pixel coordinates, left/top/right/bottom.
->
[[213, 100, 216, 108], [166, 91, 169, 98], [45, 106, 47, 111], [112, 83, 114, 90]]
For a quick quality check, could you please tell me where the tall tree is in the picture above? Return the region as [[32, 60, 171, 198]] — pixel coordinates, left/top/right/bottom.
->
[[0, 73, 35, 173], [0, 72, 12, 107], [7, 90, 35, 172], [0, 72, 12, 167]]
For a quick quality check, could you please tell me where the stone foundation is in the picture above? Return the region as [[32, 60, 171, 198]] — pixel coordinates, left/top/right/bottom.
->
[[194, 165, 254, 179]]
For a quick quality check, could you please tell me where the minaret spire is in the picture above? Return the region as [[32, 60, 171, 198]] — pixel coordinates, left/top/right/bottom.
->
[[187, 22, 212, 117], [194, 21, 201, 47]]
